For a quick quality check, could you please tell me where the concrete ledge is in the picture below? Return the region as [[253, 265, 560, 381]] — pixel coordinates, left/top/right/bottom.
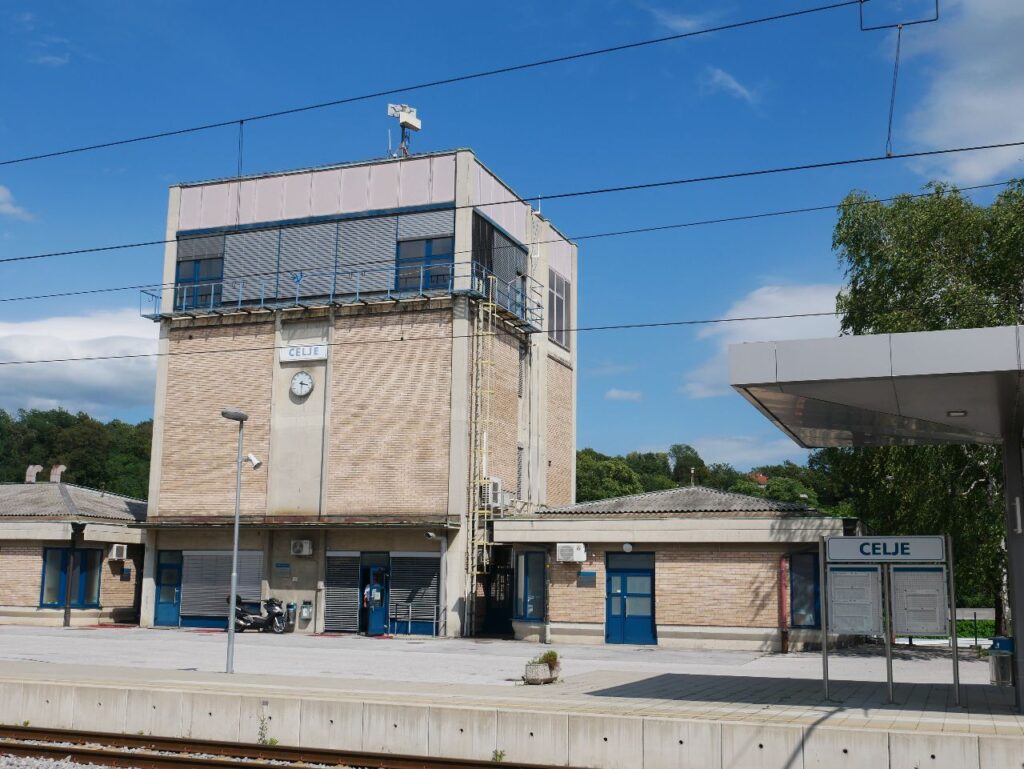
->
[[2, 677, 1022, 769], [549, 622, 604, 645], [0, 606, 132, 627]]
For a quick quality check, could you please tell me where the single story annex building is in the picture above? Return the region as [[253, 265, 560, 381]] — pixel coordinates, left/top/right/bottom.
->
[[493, 485, 855, 650], [0, 466, 147, 626]]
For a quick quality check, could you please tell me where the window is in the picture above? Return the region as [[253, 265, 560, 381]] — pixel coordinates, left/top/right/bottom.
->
[[790, 553, 820, 629], [516, 445, 524, 499], [395, 237, 454, 292], [174, 257, 224, 310], [548, 269, 571, 349], [515, 551, 545, 621], [39, 548, 103, 609]]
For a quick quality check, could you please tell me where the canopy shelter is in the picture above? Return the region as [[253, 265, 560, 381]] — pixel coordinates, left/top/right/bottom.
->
[[729, 325, 1024, 711]]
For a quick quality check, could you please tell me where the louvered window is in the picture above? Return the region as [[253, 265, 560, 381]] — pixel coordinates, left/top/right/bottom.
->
[[324, 553, 360, 632]]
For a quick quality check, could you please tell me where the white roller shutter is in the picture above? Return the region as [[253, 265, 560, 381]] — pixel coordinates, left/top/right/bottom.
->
[[389, 554, 440, 625], [180, 550, 263, 617], [324, 554, 361, 632]]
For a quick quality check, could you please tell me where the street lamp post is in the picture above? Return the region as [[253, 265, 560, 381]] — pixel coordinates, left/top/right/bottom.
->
[[221, 408, 249, 674]]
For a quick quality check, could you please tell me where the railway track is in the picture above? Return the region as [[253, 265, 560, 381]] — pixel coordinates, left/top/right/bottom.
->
[[0, 725, 555, 769]]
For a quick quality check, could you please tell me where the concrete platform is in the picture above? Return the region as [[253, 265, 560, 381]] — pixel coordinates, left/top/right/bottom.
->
[[0, 628, 1020, 769]]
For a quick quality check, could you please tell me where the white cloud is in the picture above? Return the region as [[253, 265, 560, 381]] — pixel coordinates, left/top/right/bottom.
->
[[0, 185, 31, 220], [701, 66, 756, 104], [643, 5, 705, 33], [906, 0, 1024, 183], [605, 388, 643, 402], [690, 435, 809, 469], [0, 308, 158, 418], [681, 283, 841, 399], [30, 53, 69, 67]]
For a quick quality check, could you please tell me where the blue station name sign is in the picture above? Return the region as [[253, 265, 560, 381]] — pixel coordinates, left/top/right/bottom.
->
[[826, 535, 945, 563]]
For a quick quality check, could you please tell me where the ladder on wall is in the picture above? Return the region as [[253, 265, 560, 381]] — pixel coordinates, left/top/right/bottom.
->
[[465, 275, 498, 635]]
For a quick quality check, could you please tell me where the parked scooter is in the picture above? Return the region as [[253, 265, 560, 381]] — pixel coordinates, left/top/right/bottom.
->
[[231, 595, 287, 633]]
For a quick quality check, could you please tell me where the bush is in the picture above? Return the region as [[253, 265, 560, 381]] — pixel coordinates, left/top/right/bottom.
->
[[532, 650, 560, 674], [956, 618, 996, 639]]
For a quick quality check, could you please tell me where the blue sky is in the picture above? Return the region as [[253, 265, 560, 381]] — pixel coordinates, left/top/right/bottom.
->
[[1, 0, 1021, 468]]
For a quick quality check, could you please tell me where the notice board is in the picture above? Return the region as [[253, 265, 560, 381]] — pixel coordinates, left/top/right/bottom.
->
[[827, 565, 882, 635], [891, 566, 948, 636]]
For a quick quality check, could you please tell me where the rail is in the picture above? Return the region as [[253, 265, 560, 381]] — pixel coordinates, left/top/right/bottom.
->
[[0, 725, 561, 769], [141, 261, 543, 331]]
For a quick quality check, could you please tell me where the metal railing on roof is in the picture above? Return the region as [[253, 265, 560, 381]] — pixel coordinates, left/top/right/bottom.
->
[[140, 261, 543, 331]]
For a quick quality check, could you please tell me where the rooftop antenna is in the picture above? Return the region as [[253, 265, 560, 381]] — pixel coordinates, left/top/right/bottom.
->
[[387, 104, 421, 158]]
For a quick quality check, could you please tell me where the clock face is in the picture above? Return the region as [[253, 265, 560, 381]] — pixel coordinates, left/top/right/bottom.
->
[[290, 371, 314, 398]]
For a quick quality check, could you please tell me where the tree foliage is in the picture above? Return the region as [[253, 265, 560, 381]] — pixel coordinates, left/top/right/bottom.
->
[[0, 409, 151, 499], [820, 181, 1024, 617], [576, 448, 645, 502]]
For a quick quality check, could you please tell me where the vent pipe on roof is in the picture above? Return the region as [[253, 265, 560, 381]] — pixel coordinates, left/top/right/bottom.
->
[[50, 464, 67, 483], [25, 465, 44, 483]]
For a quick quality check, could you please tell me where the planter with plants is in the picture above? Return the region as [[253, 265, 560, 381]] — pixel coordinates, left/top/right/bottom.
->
[[523, 650, 560, 684]]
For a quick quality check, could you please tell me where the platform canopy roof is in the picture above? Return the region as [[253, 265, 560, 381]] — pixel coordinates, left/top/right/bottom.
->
[[728, 325, 1024, 449]]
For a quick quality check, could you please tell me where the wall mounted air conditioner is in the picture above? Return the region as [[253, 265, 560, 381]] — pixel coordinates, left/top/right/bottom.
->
[[108, 543, 128, 561], [556, 543, 587, 563], [290, 539, 313, 556], [481, 477, 503, 510]]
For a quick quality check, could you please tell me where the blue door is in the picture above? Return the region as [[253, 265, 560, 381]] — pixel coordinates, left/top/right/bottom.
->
[[154, 550, 182, 627], [606, 553, 656, 645], [366, 566, 388, 636]]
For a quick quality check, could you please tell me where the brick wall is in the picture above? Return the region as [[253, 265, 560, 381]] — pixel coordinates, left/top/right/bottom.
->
[[546, 357, 574, 506], [488, 330, 521, 498], [547, 545, 784, 629], [99, 544, 143, 616], [325, 309, 452, 517], [0, 543, 43, 607], [158, 320, 274, 517]]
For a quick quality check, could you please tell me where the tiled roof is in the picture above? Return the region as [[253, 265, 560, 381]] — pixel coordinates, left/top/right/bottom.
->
[[0, 483, 146, 523], [535, 485, 818, 518]]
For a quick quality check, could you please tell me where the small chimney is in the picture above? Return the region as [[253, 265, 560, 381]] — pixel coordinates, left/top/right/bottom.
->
[[25, 465, 44, 484], [49, 464, 67, 483]]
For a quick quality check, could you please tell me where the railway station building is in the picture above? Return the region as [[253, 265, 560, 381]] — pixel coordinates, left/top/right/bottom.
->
[[138, 149, 577, 637], [0, 465, 146, 626], [493, 485, 852, 650]]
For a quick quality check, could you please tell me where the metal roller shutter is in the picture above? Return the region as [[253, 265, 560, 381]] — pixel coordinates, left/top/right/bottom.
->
[[492, 229, 526, 287], [389, 556, 440, 626], [397, 210, 455, 240], [223, 229, 280, 304], [180, 550, 263, 617], [337, 216, 397, 296], [278, 222, 337, 299], [324, 554, 360, 632]]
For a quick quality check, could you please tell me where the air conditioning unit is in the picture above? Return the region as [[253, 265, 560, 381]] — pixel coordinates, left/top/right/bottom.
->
[[481, 477, 503, 510], [290, 539, 313, 556], [556, 542, 587, 563], [108, 543, 128, 561]]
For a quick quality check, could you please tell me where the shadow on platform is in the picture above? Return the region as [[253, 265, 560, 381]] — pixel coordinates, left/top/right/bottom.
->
[[585, 672, 1017, 715]]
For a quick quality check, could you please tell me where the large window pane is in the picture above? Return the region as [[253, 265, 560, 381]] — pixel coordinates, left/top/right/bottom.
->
[[625, 595, 652, 616], [515, 555, 526, 618], [626, 575, 651, 594], [398, 239, 426, 259], [81, 550, 101, 607], [607, 553, 655, 570], [41, 549, 63, 606], [790, 553, 819, 628], [515, 551, 545, 620], [430, 237, 453, 256]]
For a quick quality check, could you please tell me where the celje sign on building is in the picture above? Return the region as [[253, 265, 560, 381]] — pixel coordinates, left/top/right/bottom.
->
[[279, 344, 328, 363], [826, 536, 945, 562]]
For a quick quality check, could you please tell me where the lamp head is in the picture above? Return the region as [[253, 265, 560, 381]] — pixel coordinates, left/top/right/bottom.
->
[[221, 409, 249, 423]]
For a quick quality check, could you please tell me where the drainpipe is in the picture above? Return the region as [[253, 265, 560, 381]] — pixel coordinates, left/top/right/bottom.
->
[[63, 522, 85, 628]]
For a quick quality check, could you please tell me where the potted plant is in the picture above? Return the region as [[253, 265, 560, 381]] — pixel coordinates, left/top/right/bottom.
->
[[524, 650, 560, 684]]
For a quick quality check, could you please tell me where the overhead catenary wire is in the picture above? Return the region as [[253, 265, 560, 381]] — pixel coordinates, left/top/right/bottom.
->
[[0, 179, 1014, 306], [0, 1, 864, 168]]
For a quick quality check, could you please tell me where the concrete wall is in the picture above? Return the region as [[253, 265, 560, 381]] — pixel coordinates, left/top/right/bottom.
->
[[1, 677, 1017, 769]]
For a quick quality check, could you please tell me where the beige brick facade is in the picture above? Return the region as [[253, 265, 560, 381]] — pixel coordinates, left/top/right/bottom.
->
[[158, 320, 274, 518], [325, 308, 453, 517], [0, 543, 44, 607], [546, 544, 785, 629], [546, 357, 574, 507], [488, 330, 522, 498]]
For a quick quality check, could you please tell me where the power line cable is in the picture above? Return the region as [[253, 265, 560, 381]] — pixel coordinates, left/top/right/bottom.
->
[[0, 1, 863, 168], [0, 179, 1014, 305]]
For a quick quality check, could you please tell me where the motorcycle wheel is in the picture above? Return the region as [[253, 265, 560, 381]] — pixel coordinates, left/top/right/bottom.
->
[[271, 616, 286, 634]]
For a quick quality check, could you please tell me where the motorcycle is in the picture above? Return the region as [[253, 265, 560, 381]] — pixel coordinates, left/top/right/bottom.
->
[[230, 595, 287, 633]]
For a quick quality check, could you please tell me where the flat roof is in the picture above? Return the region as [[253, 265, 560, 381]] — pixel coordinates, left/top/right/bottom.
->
[[729, 325, 1023, 448]]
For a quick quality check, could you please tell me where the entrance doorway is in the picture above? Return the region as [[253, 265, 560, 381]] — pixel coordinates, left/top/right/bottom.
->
[[605, 552, 656, 645], [482, 546, 514, 637], [154, 550, 182, 626], [360, 553, 389, 636]]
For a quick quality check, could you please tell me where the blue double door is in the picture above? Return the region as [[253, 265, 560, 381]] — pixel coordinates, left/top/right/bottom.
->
[[154, 551, 182, 626], [605, 553, 656, 645]]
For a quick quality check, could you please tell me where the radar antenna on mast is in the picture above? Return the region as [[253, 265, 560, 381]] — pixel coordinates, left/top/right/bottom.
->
[[387, 104, 421, 158]]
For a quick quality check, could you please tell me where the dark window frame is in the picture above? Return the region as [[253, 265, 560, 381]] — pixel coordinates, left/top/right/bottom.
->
[[789, 552, 821, 629], [548, 269, 571, 350], [39, 547, 103, 609], [514, 551, 546, 621], [395, 237, 454, 292]]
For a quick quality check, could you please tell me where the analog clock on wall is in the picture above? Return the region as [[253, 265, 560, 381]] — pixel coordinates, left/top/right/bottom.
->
[[290, 371, 314, 398]]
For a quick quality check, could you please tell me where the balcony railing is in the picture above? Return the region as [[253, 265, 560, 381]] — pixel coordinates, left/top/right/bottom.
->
[[140, 261, 543, 331]]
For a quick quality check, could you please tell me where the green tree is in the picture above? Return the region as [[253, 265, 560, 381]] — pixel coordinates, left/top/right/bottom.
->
[[576, 449, 645, 502], [728, 478, 766, 497], [703, 462, 741, 490], [623, 451, 676, 492], [823, 181, 1024, 627], [668, 444, 707, 485]]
